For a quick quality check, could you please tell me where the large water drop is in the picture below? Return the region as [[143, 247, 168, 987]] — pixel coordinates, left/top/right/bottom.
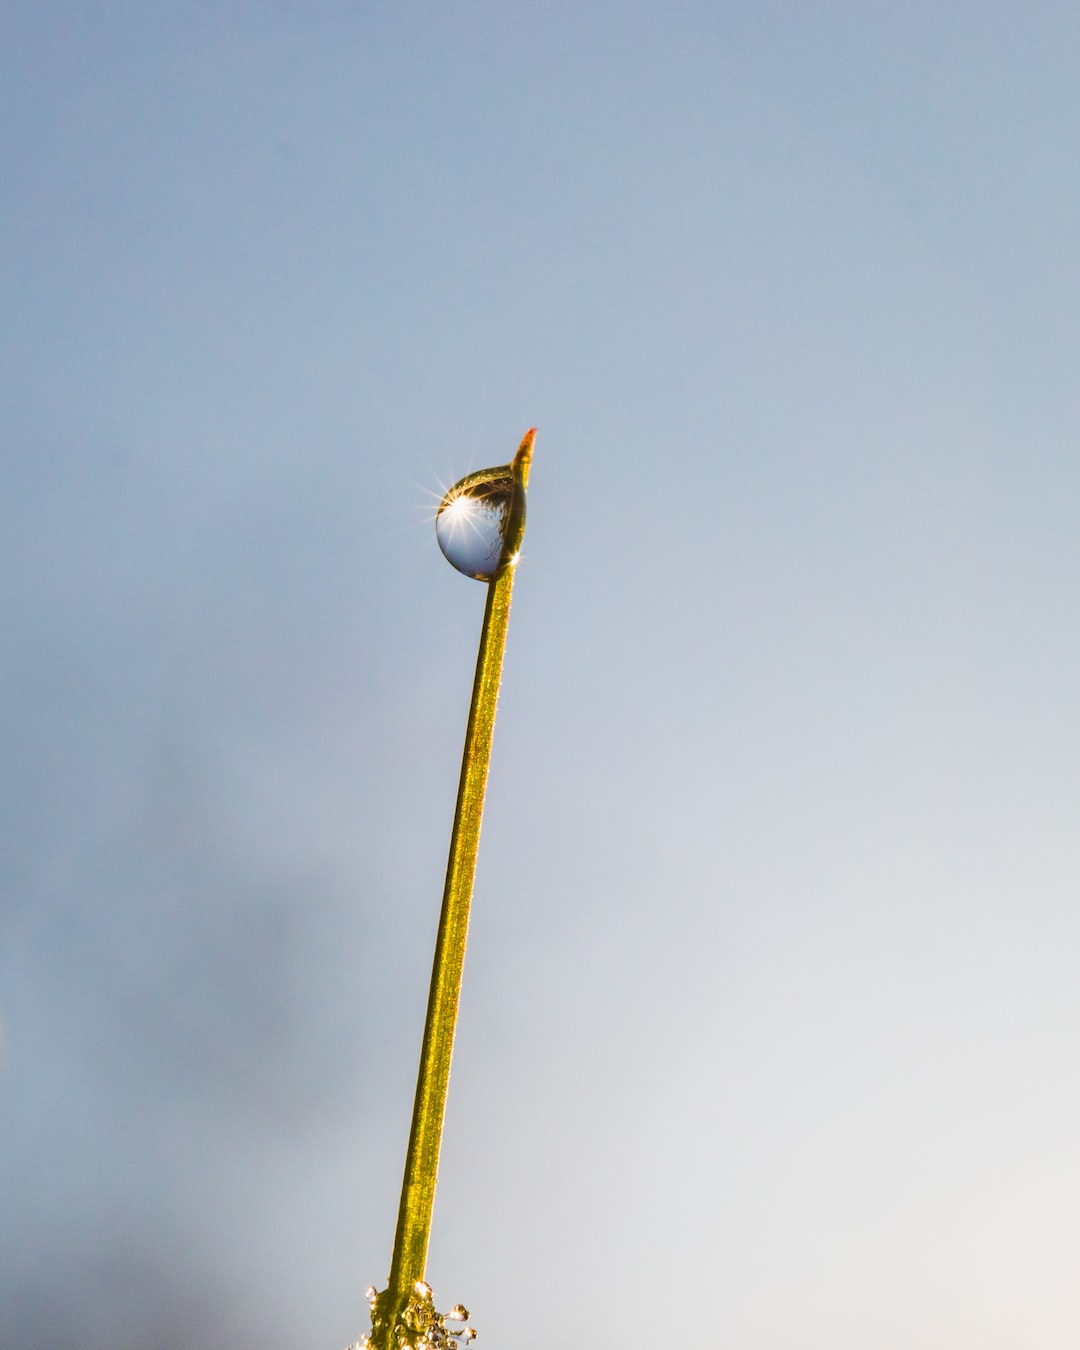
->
[[435, 430, 534, 581], [436, 465, 521, 580]]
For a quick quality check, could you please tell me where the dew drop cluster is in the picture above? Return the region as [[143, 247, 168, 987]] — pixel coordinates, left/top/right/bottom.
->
[[349, 1280, 476, 1350]]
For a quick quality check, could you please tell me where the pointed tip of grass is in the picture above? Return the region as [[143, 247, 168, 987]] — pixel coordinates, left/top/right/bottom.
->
[[513, 427, 536, 487]]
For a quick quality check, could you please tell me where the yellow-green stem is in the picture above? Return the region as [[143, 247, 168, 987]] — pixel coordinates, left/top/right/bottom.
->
[[372, 432, 533, 1349]]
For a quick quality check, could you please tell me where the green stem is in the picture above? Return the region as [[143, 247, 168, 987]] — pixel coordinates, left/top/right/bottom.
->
[[388, 572, 513, 1286]]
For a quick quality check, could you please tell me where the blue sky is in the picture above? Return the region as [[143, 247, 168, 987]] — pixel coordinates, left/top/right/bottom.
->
[[4, 4, 1080, 1346]]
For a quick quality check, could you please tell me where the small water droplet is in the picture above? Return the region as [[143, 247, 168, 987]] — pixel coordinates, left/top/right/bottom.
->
[[436, 466, 520, 580], [435, 430, 533, 580]]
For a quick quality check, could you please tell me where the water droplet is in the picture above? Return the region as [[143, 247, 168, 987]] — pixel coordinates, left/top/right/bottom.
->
[[436, 466, 523, 580], [435, 430, 533, 580]]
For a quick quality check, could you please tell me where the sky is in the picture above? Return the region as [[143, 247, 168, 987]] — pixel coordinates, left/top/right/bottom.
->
[[4, 3, 1080, 1346]]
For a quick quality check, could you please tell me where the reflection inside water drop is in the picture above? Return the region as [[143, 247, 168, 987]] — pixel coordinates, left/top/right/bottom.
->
[[436, 465, 522, 580]]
